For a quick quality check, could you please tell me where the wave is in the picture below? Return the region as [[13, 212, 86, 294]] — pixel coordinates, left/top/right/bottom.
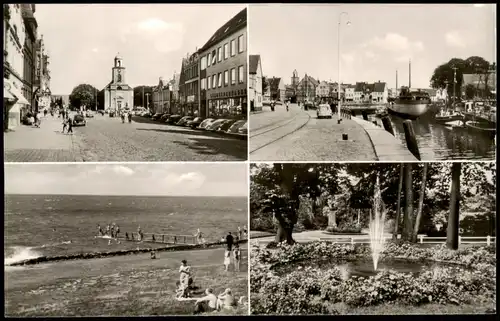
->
[[4, 246, 43, 265]]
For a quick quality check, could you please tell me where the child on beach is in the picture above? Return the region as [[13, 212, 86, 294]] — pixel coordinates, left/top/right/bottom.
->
[[224, 250, 231, 271]]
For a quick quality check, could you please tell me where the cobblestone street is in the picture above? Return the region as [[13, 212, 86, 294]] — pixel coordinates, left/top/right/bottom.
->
[[4, 114, 247, 162]]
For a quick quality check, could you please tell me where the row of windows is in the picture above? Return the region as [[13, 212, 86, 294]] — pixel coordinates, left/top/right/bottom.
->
[[185, 63, 199, 80], [200, 34, 244, 71], [200, 65, 245, 90], [208, 97, 245, 118]]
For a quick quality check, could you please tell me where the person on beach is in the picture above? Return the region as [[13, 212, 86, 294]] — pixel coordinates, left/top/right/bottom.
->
[[233, 244, 241, 272], [98, 224, 103, 236], [115, 224, 120, 239], [193, 288, 217, 314], [223, 250, 231, 271], [226, 232, 234, 251], [243, 225, 247, 239], [106, 224, 111, 236], [179, 260, 191, 291], [137, 225, 143, 241], [237, 226, 242, 240], [217, 288, 237, 311], [195, 229, 204, 244]]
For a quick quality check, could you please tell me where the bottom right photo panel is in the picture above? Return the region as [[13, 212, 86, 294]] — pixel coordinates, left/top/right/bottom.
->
[[249, 162, 496, 315]]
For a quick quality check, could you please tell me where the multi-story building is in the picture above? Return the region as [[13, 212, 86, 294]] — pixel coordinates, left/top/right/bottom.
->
[[371, 81, 388, 103], [179, 52, 199, 116], [285, 84, 295, 102], [198, 8, 247, 119], [249, 54, 263, 111], [21, 4, 37, 115], [169, 72, 180, 113], [353, 81, 388, 103], [151, 77, 171, 114], [344, 85, 355, 102], [4, 4, 31, 130], [316, 80, 329, 98], [268, 77, 285, 102]]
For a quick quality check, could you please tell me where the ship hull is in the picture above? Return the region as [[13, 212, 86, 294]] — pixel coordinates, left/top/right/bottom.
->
[[388, 101, 429, 119]]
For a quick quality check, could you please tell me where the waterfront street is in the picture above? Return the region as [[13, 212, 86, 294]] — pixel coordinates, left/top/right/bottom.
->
[[249, 103, 378, 161], [4, 114, 247, 162]]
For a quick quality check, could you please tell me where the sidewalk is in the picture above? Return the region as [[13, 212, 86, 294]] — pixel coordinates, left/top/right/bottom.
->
[[250, 103, 301, 132], [4, 115, 83, 162]]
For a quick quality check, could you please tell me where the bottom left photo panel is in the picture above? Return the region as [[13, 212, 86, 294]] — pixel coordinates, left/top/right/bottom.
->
[[4, 162, 249, 316]]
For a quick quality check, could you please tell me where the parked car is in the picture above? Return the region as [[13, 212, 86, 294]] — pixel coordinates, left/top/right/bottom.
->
[[166, 115, 182, 124], [152, 113, 163, 121], [206, 119, 228, 131], [317, 104, 333, 119], [73, 114, 86, 126], [176, 116, 194, 126], [218, 119, 238, 132], [198, 118, 215, 130], [160, 113, 171, 122], [187, 117, 205, 129], [98, 110, 105, 115], [85, 110, 94, 118], [227, 120, 247, 133], [238, 122, 248, 135]]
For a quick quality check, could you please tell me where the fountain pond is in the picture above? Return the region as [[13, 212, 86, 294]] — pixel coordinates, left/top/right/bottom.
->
[[273, 257, 465, 279]]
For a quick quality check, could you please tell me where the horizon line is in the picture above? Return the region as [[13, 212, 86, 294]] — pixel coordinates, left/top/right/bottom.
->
[[5, 193, 247, 197]]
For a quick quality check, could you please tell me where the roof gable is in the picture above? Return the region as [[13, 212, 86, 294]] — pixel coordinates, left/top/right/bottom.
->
[[200, 8, 247, 52]]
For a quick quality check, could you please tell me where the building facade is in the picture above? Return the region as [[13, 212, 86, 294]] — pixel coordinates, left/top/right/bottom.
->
[[198, 8, 247, 119], [344, 85, 355, 102], [4, 4, 31, 130], [169, 72, 180, 113], [35, 35, 51, 110], [103, 54, 134, 113], [316, 80, 329, 98], [152, 77, 171, 114], [21, 4, 37, 115], [179, 52, 200, 116], [249, 54, 263, 111]]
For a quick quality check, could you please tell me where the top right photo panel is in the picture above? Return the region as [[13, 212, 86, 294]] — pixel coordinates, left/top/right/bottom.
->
[[248, 4, 497, 162]]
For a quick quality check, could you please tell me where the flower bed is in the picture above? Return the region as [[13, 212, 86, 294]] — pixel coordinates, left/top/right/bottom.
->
[[250, 241, 496, 314]]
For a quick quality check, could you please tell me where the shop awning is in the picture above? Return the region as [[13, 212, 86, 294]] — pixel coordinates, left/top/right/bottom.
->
[[4, 79, 30, 105]]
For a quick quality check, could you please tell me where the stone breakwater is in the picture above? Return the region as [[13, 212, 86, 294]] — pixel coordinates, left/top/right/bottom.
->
[[8, 239, 248, 266]]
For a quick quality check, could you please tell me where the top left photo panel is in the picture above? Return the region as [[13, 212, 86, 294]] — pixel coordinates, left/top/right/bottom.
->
[[4, 4, 248, 162]]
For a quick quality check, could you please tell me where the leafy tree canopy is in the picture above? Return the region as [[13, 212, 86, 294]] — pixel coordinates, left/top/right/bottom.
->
[[69, 84, 99, 109]]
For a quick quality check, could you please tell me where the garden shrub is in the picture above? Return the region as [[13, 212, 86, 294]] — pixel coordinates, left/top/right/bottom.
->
[[325, 222, 362, 234], [251, 241, 496, 314]]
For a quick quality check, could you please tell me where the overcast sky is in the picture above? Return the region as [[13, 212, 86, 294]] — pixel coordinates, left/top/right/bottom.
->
[[36, 4, 245, 94], [249, 3, 496, 88], [5, 163, 248, 196]]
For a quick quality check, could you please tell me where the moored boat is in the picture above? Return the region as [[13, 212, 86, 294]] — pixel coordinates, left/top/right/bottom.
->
[[388, 87, 431, 119], [465, 121, 496, 136]]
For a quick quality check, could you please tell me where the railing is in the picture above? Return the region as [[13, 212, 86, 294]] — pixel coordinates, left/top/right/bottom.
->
[[123, 232, 197, 245], [318, 235, 496, 246]]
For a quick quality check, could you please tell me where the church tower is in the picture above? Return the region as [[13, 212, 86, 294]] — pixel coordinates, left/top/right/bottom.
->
[[291, 69, 299, 87], [112, 53, 125, 84]]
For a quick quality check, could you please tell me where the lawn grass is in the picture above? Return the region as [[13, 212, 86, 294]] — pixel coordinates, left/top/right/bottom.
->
[[5, 247, 248, 316]]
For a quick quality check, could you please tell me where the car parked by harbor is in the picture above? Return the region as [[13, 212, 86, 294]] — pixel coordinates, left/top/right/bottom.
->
[[317, 104, 333, 119], [166, 115, 182, 125], [227, 120, 247, 134], [206, 119, 227, 131]]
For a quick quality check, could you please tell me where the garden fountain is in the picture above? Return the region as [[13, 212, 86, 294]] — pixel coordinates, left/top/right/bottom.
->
[[368, 175, 386, 271]]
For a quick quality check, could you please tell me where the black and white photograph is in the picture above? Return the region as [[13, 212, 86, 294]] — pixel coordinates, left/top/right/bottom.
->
[[250, 162, 496, 315], [5, 163, 249, 316], [248, 4, 496, 161], [4, 4, 248, 162]]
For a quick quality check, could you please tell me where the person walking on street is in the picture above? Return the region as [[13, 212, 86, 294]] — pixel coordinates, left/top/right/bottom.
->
[[121, 112, 125, 123], [62, 116, 68, 133], [286, 101, 289, 112], [128, 112, 132, 123], [66, 115, 73, 134], [44, 109, 48, 117]]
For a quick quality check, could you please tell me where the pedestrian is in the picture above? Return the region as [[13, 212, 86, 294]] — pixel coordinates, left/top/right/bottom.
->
[[226, 232, 234, 251], [97, 224, 103, 236], [121, 112, 125, 123], [62, 116, 68, 133], [44, 109, 48, 117], [179, 260, 191, 291], [237, 226, 242, 240], [137, 225, 143, 241], [286, 101, 289, 112], [128, 112, 132, 123], [66, 116, 73, 134], [33, 113, 39, 128]]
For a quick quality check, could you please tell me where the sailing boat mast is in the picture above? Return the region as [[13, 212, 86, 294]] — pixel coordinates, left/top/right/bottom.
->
[[396, 70, 398, 94], [409, 59, 411, 89]]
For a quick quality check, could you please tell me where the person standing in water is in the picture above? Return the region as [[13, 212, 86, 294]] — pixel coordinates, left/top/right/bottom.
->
[[97, 224, 103, 236], [106, 224, 111, 236], [115, 224, 120, 239], [137, 225, 143, 241]]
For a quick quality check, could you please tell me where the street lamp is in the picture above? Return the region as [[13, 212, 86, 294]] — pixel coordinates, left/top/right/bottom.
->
[[452, 67, 458, 104], [338, 11, 351, 122]]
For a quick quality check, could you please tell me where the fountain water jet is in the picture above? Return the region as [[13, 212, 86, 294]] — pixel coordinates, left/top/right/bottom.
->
[[368, 175, 387, 271]]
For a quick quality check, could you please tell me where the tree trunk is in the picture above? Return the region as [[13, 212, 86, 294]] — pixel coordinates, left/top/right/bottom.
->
[[411, 163, 428, 242], [402, 163, 413, 241], [446, 163, 461, 250], [393, 164, 404, 240], [274, 216, 295, 244], [273, 163, 297, 244]]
